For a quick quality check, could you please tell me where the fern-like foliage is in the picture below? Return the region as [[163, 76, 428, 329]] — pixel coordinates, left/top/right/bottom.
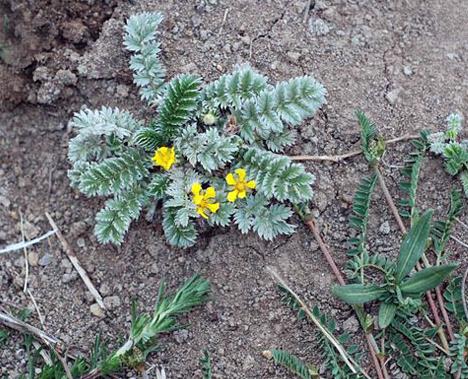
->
[[444, 276, 467, 323], [242, 148, 315, 203], [277, 286, 362, 379], [387, 317, 442, 377], [78, 150, 150, 196], [399, 132, 428, 224], [134, 74, 201, 150], [449, 333, 468, 378], [124, 12, 166, 103], [431, 189, 464, 260], [175, 125, 240, 172], [237, 76, 325, 144], [356, 111, 384, 165], [68, 107, 141, 164], [268, 349, 316, 379], [201, 65, 270, 110], [95, 188, 145, 244], [233, 194, 295, 240], [162, 208, 198, 248], [200, 350, 212, 379]]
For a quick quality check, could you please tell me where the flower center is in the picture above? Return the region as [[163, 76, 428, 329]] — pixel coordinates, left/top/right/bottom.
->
[[235, 181, 246, 192]]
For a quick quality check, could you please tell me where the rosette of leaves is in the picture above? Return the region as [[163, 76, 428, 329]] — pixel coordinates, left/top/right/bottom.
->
[[428, 113, 468, 197], [333, 210, 458, 329], [67, 12, 326, 247]]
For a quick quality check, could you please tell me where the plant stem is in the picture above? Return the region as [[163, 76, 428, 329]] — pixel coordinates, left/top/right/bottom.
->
[[289, 134, 419, 162], [373, 166, 451, 351], [302, 213, 388, 379], [268, 268, 372, 379]]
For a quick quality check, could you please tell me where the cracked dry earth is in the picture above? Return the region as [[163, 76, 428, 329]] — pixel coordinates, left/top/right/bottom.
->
[[0, 0, 467, 377]]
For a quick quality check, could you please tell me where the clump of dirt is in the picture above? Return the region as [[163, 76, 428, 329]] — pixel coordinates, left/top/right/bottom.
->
[[1, 0, 467, 378]]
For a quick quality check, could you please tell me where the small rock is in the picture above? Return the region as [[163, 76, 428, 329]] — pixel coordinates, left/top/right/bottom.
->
[[0, 195, 11, 208], [22, 220, 40, 239], [38, 253, 53, 266], [33, 66, 51, 82], [115, 84, 129, 98], [37, 81, 62, 104], [173, 329, 189, 344], [342, 315, 359, 333], [243, 354, 255, 371], [403, 66, 413, 76], [379, 221, 391, 235], [54, 69, 77, 86], [76, 238, 86, 248], [287, 51, 301, 62], [27, 252, 39, 267], [70, 221, 87, 237], [60, 258, 72, 269], [99, 282, 111, 296], [62, 272, 78, 284], [103, 295, 121, 310], [62, 20, 88, 44], [385, 88, 401, 105], [90, 303, 105, 317], [308, 17, 331, 36]]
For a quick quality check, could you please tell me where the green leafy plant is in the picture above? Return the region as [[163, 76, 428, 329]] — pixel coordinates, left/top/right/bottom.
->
[[428, 113, 468, 197], [200, 350, 212, 379], [2, 276, 209, 378], [334, 210, 457, 328], [67, 12, 326, 247], [264, 349, 318, 379]]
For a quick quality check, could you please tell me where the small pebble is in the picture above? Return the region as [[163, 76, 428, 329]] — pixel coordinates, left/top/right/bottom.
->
[[27, 252, 39, 267], [103, 295, 121, 310], [90, 303, 105, 317], [38, 253, 53, 266]]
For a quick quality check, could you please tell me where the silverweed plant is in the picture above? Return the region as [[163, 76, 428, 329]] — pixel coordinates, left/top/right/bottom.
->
[[428, 112, 468, 197], [67, 12, 326, 247]]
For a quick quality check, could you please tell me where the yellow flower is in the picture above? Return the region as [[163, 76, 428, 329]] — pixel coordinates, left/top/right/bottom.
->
[[152, 146, 175, 171], [191, 182, 220, 219], [225, 168, 256, 202]]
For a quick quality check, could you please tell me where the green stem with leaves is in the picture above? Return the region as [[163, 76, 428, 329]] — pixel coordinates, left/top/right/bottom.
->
[[373, 165, 451, 351]]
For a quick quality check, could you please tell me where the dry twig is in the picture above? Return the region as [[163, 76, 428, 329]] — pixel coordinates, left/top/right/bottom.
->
[[45, 212, 106, 310], [289, 134, 419, 162], [0, 230, 56, 255]]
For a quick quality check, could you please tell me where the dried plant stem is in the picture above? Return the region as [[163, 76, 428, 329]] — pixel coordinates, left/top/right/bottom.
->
[[302, 214, 388, 379], [0, 308, 73, 356], [289, 134, 419, 162], [374, 166, 451, 351], [45, 212, 106, 310], [267, 268, 372, 379]]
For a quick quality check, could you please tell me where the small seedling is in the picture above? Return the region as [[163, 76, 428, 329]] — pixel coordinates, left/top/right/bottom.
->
[[428, 113, 468, 197], [1, 275, 210, 378], [67, 12, 326, 247]]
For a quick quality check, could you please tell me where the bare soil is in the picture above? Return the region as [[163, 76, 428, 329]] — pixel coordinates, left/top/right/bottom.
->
[[0, 0, 467, 378]]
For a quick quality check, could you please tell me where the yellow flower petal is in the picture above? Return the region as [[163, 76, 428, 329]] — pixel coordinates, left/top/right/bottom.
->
[[226, 173, 236, 185], [191, 182, 202, 196], [205, 187, 216, 199], [206, 202, 220, 213], [235, 168, 246, 181], [192, 194, 204, 205], [197, 207, 209, 219], [246, 180, 256, 189], [227, 190, 238, 202], [238, 190, 247, 199]]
